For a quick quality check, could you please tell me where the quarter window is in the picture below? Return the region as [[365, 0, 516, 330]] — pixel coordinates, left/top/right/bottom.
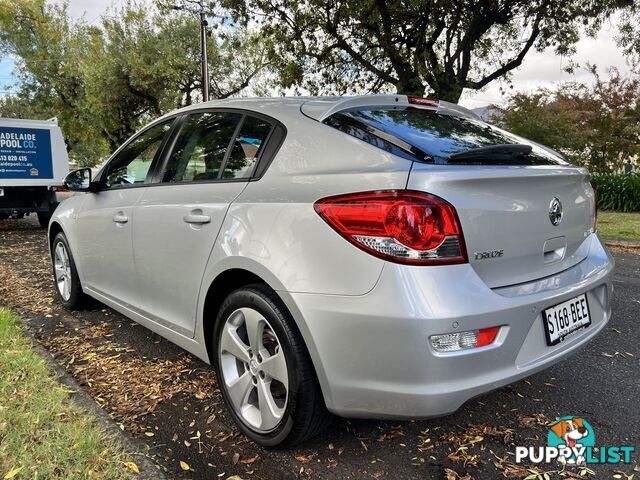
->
[[223, 116, 273, 179], [103, 121, 172, 188], [162, 112, 242, 183]]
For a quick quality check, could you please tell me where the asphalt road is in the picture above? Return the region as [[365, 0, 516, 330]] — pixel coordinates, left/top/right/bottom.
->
[[0, 216, 638, 480]]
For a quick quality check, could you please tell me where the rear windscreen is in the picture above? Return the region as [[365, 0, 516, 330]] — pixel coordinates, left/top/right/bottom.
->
[[324, 108, 568, 166]]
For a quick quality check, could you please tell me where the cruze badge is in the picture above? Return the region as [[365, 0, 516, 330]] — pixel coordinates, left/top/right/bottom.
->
[[474, 249, 504, 261], [549, 197, 563, 226]]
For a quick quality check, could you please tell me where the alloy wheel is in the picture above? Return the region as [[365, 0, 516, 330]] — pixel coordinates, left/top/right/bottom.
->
[[218, 307, 289, 432], [53, 241, 72, 301]]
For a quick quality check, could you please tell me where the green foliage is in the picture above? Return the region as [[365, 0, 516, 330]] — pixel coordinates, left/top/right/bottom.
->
[[616, 2, 640, 58], [597, 210, 640, 241], [0, 308, 134, 479], [496, 68, 640, 173], [221, 0, 630, 102], [0, 0, 110, 165], [591, 174, 640, 212], [0, 0, 269, 165]]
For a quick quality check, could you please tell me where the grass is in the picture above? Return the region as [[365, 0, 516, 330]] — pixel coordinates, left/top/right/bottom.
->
[[597, 211, 640, 242], [0, 308, 134, 480]]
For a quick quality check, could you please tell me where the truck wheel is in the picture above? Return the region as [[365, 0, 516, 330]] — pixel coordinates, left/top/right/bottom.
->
[[38, 212, 52, 228], [214, 284, 332, 447], [51, 232, 86, 309]]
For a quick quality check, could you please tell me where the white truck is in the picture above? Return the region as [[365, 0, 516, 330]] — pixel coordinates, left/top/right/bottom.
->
[[0, 117, 69, 227]]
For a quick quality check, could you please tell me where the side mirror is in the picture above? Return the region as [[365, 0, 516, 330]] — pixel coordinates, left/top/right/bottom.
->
[[64, 168, 92, 192]]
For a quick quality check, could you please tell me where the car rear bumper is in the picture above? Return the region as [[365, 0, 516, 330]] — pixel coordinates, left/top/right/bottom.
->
[[282, 233, 613, 419]]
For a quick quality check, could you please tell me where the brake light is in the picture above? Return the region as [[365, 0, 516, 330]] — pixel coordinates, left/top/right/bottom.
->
[[314, 190, 467, 265], [407, 96, 439, 107]]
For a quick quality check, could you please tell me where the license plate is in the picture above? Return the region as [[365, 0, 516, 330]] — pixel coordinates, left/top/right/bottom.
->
[[543, 294, 591, 346]]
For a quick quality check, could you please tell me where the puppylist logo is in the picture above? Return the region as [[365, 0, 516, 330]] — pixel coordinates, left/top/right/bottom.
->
[[516, 416, 636, 466]]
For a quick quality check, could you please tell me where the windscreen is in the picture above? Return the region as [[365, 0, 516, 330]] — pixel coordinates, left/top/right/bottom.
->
[[324, 108, 569, 166]]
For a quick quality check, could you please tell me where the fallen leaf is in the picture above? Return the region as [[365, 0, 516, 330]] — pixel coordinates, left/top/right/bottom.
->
[[232, 452, 240, 464], [444, 468, 458, 480], [179, 461, 190, 471], [4, 467, 23, 479], [240, 455, 259, 464], [123, 462, 140, 474]]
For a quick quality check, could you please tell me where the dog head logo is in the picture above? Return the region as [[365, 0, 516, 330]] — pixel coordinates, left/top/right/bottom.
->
[[550, 418, 588, 448], [548, 417, 595, 465]]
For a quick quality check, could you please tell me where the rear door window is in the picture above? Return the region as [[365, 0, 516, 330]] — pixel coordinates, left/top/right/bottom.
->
[[162, 112, 242, 183], [325, 108, 568, 165]]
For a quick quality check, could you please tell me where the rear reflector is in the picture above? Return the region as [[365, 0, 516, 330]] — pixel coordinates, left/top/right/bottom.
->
[[430, 327, 500, 352], [314, 190, 467, 265]]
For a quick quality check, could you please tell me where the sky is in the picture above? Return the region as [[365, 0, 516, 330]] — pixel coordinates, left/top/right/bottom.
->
[[0, 1, 633, 108]]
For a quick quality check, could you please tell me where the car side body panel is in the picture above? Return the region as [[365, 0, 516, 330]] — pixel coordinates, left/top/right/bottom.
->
[[132, 181, 249, 337]]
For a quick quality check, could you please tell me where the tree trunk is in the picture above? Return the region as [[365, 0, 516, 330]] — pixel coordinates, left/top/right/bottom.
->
[[394, 76, 425, 97], [432, 79, 464, 103], [395, 75, 465, 103]]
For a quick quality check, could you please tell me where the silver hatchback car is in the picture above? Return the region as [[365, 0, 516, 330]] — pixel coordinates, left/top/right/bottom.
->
[[50, 95, 613, 447]]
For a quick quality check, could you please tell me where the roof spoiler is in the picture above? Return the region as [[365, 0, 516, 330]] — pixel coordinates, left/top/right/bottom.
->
[[301, 95, 481, 122]]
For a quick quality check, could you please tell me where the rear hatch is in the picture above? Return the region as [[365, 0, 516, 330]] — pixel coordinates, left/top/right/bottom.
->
[[407, 164, 595, 288], [321, 103, 596, 288]]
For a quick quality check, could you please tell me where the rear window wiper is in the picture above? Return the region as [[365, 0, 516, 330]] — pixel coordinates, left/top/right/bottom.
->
[[449, 144, 533, 163]]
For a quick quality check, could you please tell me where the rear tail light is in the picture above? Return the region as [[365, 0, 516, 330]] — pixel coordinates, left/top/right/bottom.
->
[[430, 326, 500, 352], [593, 189, 598, 232], [50, 185, 68, 192], [314, 190, 467, 265]]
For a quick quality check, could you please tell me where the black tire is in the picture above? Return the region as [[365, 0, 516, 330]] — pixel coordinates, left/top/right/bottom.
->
[[38, 211, 52, 228], [214, 284, 332, 447], [51, 232, 86, 310]]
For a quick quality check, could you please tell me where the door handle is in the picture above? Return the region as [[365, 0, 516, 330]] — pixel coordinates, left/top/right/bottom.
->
[[112, 213, 129, 224], [183, 213, 211, 225]]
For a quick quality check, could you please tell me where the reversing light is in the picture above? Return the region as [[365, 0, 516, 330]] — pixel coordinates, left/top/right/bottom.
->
[[314, 190, 467, 265], [430, 326, 500, 352]]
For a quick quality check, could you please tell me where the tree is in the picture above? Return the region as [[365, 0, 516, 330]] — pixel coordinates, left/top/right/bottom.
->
[[0, 0, 110, 164], [85, 4, 270, 149], [220, 0, 633, 102], [616, 1, 640, 59], [495, 67, 640, 173], [0, 0, 270, 164]]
